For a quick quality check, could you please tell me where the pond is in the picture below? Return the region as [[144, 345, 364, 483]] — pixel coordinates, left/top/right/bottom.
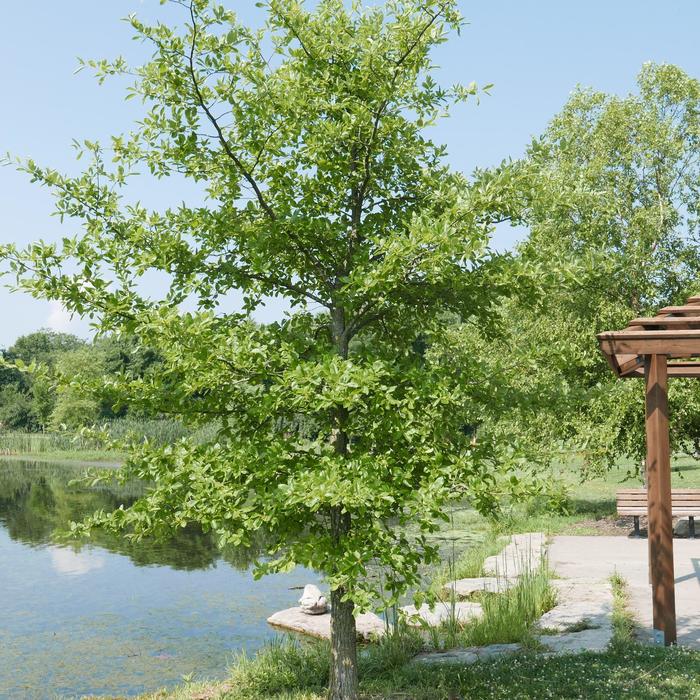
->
[[0, 458, 318, 699]]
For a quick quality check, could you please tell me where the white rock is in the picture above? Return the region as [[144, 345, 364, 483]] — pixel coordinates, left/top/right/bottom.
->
[[298, 584, 328, 615], [400, 601, 483, 627]]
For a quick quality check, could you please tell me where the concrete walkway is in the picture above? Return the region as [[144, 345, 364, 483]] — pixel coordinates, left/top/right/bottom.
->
[[550, 535, 700, 647]]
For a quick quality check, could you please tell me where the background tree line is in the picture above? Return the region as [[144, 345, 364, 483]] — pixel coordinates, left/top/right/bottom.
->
[[0, 330, 162, 432]]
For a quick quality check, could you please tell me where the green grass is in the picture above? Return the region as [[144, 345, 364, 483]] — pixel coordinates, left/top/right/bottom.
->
[[610, 572, 637, 648], [426, 562, 556, 650], [0, 431, 122, 464], [0, 430, 103, 455], [133, 639, 700, 700], [462, 565, 556, 646], [0, 420, 221, 465]]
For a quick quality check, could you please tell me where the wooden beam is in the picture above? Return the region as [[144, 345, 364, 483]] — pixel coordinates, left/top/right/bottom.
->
[[659, 306, 700, 315], [627, 317, 700, 329], [599, 332, 700, 357], [617, 355, 644, 376], [624, 362, 700, 378], [645, 354, 677, 645]]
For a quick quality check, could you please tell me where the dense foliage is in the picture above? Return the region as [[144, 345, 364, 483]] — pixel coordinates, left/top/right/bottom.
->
[[472, 63, 700, 474], [0, 2, 545, 697]]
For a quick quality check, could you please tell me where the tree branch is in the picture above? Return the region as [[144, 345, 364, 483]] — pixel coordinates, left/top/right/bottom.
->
[[187, 2, 276, 221]]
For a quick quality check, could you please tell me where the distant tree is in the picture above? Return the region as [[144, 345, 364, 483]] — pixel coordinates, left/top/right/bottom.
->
[[0, 385, 37, 430], [49, 347, 106, 430], [0, 331, 86, 431], [7, 330, 85, 369], [95, 334, 162, 418], [30, 376, 56, 431], [1, 2, 528, 697]]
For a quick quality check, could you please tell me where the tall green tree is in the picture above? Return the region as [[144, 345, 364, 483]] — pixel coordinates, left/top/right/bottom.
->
[[49, 346, 107, 430], [486, 63, 700, 471], [2, 2, 523, 696]]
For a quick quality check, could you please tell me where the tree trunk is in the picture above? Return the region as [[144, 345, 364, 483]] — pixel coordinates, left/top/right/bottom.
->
[[328, 306, 358, 700], [329, 584, 358, 700]]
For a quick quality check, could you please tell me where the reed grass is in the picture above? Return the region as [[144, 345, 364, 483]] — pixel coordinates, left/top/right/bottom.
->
[[0, 430, 100, 455], [427, 560, 556, 650], [0, 418, 221, 457]]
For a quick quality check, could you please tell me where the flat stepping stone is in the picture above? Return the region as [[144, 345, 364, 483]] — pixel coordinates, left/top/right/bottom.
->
[[267, 607, 386, 641], [443, 577, 514, 597], [483, 533, 547, 579], [400, 601, 483, 627], [540, 626, 612, 653], [413, 643, 521, 664], [538, 601, 612, 631], [539, 579, 613, 632]]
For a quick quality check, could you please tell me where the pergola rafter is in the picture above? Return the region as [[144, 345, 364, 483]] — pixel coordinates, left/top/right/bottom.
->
[[597, 293, 700, 646]]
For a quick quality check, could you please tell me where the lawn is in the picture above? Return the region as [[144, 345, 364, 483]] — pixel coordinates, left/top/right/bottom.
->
[[132, 640, 700, 700]]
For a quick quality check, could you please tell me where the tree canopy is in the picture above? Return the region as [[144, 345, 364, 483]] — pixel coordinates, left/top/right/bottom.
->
[[1, 2, 536, 697], [483, 63, 700, 471]]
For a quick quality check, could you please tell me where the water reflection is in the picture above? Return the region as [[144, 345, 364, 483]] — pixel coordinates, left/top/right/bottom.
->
[[0, 459, 317, 699], [49, 545, 106, 576], [0, 459, 261, 571]]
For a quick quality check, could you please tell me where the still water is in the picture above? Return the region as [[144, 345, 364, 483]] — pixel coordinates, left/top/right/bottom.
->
[[0, 459, 318, 699]]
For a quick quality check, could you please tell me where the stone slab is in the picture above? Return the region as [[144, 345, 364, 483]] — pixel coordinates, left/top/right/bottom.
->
[[400, 601, 483, 627], [548, 535, 700, 648], [538, 579, 613, 632], [483, 532, 547, 579], [540, 626, 612, 653], [443, 577, 514, 597], [267, 607, 386, 641], [413, 643, 521, 665]]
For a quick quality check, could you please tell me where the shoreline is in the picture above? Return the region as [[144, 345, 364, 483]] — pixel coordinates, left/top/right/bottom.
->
[[0, 452, 124, 469]]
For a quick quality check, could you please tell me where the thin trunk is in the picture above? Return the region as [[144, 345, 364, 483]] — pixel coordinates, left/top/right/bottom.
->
[[328, 305, 358, 700], [329, 511, 358, 700]]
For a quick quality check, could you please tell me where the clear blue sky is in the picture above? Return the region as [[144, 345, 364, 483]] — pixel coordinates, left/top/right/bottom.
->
[[1, 0, 699, 348]]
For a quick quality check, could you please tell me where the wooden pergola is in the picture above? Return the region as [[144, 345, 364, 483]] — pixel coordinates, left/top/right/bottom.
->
[[598, 294, 700, 645]]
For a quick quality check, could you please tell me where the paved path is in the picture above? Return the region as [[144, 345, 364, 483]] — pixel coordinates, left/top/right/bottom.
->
[[550, 535, 700, 647]]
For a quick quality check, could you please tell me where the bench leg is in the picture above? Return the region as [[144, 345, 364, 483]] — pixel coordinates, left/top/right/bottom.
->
[[634, 516, 641, 537], [690, 517, 696, 539]]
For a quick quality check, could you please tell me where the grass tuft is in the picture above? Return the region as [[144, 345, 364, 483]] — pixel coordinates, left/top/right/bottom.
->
[[428, 562, 556, 650], [610, 571, 637, 648], [224, 637, 330, 699]]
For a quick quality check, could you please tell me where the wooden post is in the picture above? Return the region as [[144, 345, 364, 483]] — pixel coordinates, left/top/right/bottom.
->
[[645, 353, 677, 645]]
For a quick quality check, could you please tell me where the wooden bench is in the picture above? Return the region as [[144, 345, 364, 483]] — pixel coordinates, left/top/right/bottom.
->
[[617, 489, 700, 538]]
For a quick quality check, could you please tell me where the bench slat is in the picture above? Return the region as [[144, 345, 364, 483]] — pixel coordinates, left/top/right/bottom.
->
[[616, 510, 700, 514], [616, 488, 700, 518], [617, 488, 700, 494], [618, 498, 700, 503]]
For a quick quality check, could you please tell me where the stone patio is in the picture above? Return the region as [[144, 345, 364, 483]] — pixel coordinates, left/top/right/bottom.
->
[[549, 535, 700, 648]]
